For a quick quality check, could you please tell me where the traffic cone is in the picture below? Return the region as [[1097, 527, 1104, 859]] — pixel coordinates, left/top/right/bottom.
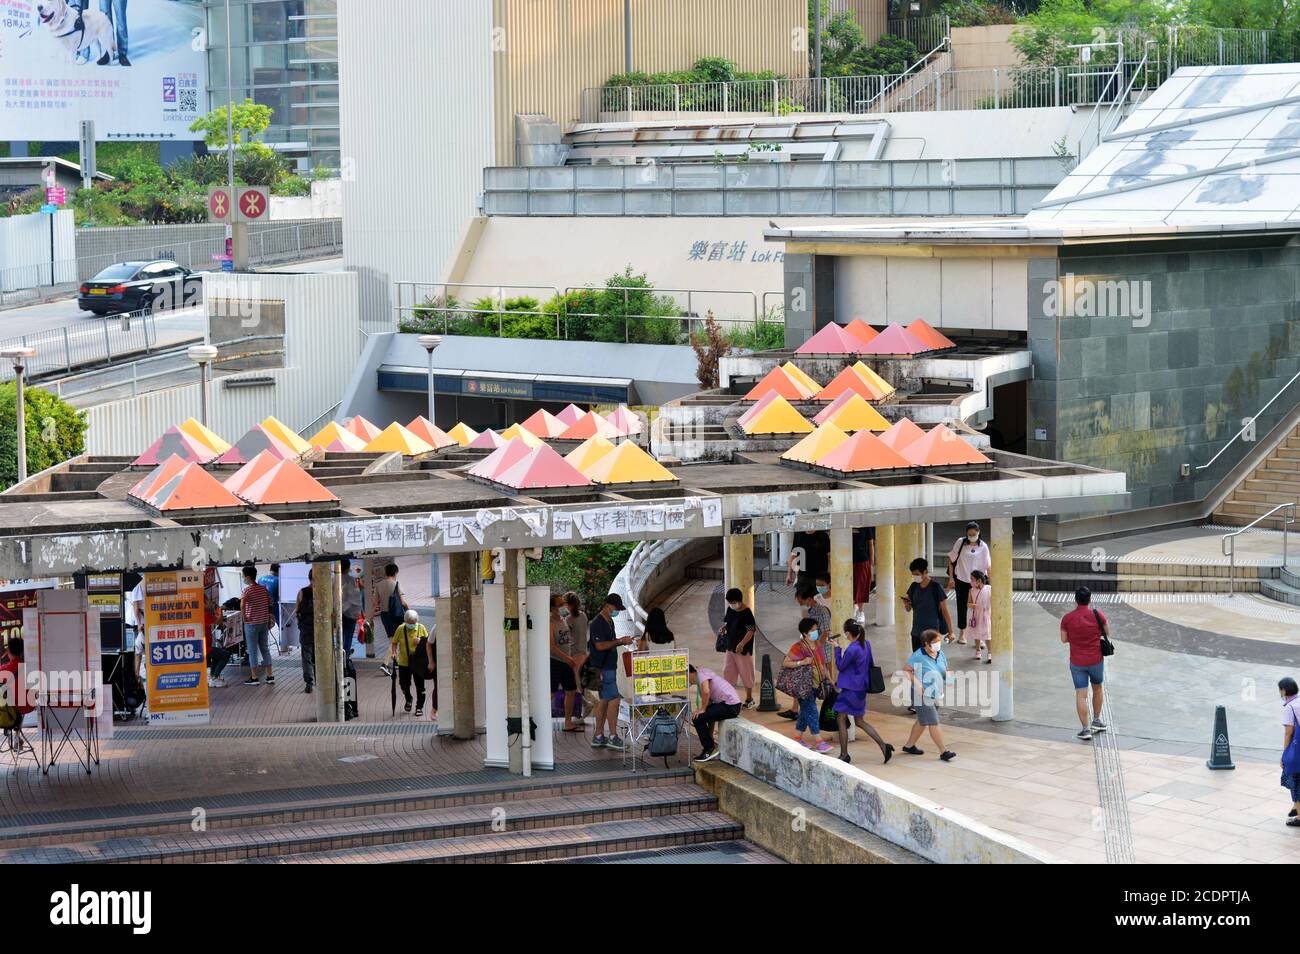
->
[[1206, 704, 1236, 770], [757, 654, 779, 712]]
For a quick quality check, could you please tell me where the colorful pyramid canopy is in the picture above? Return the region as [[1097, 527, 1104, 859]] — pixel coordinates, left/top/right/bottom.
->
[[555, 404, 586, 426], [178, 418, 231, 455], [467, 428, 506, 450], [744, 365, 814, 401], [235, 457, 339, 506], [446, 422, 479, 446], [861, 323, 930, 356], [467, 439, 534, 480], [878, 418, 927, 453], [815, 430, 912, 473], [217, 424, 297, 465], [308, 421, 366, 452], [738, 389, 782, 428], [364, 422, 436, 455], [406, 416, 456, 450], [739, 395, 814, 435], [824, 394, 890, 432], [521, 409, 568, 439], [852, 361, 895, 399], [605, 405, 642, 436], [795, 323, 867, 356], [344, 415, 383, 443], [259, 416, 312, 455], [128, 454, 189, 501], [907, 318, 955, 351], [133, 459, 245, 513], [133, 426, 219, 467], [779, 362, 822, 396], [499, 423, 545, 447], [812, 390, 857, 424], [781, 422, 850, 465], [581, 441, 677, 484], [842, 319, 879, 345], [817, 364, 885, 403], [493, 444, 593, 490], [559, 410, 620, 441], [221, 450, 283, 498], [898, 424, 992, 466], [564, 435, 616, 472]]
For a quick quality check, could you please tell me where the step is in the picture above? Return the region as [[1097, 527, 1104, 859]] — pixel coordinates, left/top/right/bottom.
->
[[1236, 479, 1300, 495], [1011, 556, 1270, 579], [1260, 575, 1300, 607], [0, 784, 719, 864], [0, 766, 697, 852], [1230, 489, 1300, 507], [241, 811, 744, 864], [1009, 570, 1260, 593]]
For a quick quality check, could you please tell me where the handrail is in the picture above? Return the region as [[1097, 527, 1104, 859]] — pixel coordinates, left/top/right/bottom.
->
[[1195, 367, 1300, 474], [1221, 502, 1294, 596]]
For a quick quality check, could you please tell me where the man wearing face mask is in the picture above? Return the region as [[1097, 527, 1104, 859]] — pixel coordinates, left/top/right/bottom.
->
[[947, 521, 991, 647], [340, 558, 363, 660], [588, 593, 635, 751], [902, 557, 953, 653]]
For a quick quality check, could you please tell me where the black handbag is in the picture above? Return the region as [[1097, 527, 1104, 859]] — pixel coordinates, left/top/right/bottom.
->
[[714, 628, 729, 653], [407, 630, 434, 680], [818, 688, 840, 732], [1094, 610, 1115, 657], [867, 664, 886, 694]]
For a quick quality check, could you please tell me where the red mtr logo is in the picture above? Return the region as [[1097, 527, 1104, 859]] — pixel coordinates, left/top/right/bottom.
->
[[209, 189, 231, 219], [238, 189, 266, 220]]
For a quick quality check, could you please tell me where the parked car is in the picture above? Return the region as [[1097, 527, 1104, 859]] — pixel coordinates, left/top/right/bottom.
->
[[78, 261, 202, 316]]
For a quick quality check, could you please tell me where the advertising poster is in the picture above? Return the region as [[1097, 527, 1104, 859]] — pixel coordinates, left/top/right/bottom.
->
[[0, 578, 58, 645], [1, 0, 208, 140], [142, 568, 208, 725]]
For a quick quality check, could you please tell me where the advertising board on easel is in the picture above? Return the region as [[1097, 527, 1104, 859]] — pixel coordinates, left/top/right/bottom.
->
[[626, 648, 692, 771], [142, 570, 209, 725]]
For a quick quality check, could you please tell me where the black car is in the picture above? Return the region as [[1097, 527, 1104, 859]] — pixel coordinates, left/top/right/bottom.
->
[[78, 260, 202, 316]]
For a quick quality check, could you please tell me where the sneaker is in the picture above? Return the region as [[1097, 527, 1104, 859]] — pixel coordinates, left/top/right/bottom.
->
[[778, 709, 798, 720], [265, 675, 276, 685], [210, 677, 227, 688], [939, 750, 956, 762], [590, 735, 607, 748], [742, 699, 756, 709], [304, 684, 313, 694], [414, 707, 423, 717], [1287, 818, 1300, 828], [1090, 719, 1108, 733], [403, 703, 412, 713], [604, 735, 626, 751], [1076, 727, 1094, 741], [693, 749, 719, 763], [242, 677, 260, 686], [901, 745, 924, 756], [814, 740, 833, 754]]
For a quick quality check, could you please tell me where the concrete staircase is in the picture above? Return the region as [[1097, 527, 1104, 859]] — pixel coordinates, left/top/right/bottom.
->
[[0, 766, 776, 865], [1214, 423, 1300, 529]]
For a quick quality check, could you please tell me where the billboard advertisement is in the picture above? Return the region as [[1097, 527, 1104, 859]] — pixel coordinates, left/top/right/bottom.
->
[[1, 0, 208, 140], [142, 568, 209, 725]]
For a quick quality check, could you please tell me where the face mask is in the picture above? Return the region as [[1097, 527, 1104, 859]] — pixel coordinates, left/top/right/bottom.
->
[[808, 629, 820, 641], [911, 574, 921, 583], [727, 603, 740, 611], [927, 642, 941, 654], [610, 609, 620, 619], [967, 535, 978, 543], [816, 585, 828, 596], [559, 608, 570, 618]]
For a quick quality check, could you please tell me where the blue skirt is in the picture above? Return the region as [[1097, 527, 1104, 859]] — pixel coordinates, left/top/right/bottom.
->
[[832, 688, 868, 718], [1282, 770, 1300, 803]]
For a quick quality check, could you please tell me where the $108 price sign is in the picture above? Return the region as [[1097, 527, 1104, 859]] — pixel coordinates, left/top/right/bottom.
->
[[151, 640, 205, 666]]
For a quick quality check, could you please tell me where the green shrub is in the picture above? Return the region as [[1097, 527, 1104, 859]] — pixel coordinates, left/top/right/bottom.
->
[[0, 384, 87, 489], [527, 542, 638, 615]]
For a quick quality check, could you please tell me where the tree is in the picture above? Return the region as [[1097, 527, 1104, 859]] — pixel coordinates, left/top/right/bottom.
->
[[189, 99, 274, 154], [0, 384, 87, 489], [690, 312, 732, 389]]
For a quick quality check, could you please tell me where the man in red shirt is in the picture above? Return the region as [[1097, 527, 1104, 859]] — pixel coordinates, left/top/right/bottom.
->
[[1059, 586, 1108, 741], [240, 565, 275, 686]]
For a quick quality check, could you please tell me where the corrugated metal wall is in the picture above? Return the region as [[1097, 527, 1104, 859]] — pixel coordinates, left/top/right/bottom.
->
[[84, 271, 359, 455], [832, 0, 888, 46], [338, 0, 495, 326], [491, 0, 811, 164]]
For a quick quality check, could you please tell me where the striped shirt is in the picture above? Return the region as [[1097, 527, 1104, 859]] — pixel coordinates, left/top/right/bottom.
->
[[241, 582, 271, 625]]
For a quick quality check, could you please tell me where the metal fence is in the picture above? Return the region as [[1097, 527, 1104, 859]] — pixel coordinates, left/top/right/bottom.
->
[[0, 309, 162, 381], [887, 14, 950, 58]]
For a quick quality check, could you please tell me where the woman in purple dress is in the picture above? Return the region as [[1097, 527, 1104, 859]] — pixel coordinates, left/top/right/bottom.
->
[[830, 619, 894, 765]]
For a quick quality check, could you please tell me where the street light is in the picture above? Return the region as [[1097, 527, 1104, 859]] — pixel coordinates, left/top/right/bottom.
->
[[418, 334, 442, 426], [187, 345, 219, 428], [1, 347, 37, 485]]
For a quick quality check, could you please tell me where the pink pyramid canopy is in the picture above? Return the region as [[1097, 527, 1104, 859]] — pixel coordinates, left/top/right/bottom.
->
[[738, 389, 782, 429], [521, 408, 568, 439], [812, 391, 857, 425], [221, 450, 283, 498], [878, 418, 927, 452], [555, 404, 586, 426], [237, 458, 339, 506], [216, 424, 298, 465], [133, 426, 219, 467], [861, 323, 930, 356], [344, 415, 382, 442], [406, 416, 456, 450], [559, 410, 620, 441], [128, 455, 190, 500], [467, 438, 533, 479], [794, 323, 867, 356], [467, 429, 506, 450], [494, 444, 593, 490], [605, 406, 641, 436]]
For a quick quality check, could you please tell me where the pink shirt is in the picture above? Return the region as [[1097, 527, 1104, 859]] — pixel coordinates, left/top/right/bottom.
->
[[696, 667, 741, 706]]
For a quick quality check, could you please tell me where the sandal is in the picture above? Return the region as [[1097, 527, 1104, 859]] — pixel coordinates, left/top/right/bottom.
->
[[839, 753, 851, 763], [562, 725, 584, 732]]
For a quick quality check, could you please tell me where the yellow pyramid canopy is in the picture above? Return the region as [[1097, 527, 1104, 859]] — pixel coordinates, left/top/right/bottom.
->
[[582, 441, 677, 484], [780, 362, 822, 396], [363, 422, 436, 455], [851, 361, 895, 398], [781, 422, 851, 464], [499, 423, 545, 447], [259, 416, 311, 455], [179, 417, 231, 455], [826, 393, 891, 432], [446, 422, 478, 446], [740, 395, 814, 435], [309, 421, 366, 451], [564, 435, 616, 472]]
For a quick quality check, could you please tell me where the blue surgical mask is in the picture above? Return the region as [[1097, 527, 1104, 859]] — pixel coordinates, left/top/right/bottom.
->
[[816, 585, 828, 596], [610, 609, 620, 618], [808, 629, 820, 641]]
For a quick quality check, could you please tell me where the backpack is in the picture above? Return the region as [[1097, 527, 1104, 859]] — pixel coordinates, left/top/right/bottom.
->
[[405, 625, 433, 680], [646, 709, 679, 757], [386, 581, 403, 620]]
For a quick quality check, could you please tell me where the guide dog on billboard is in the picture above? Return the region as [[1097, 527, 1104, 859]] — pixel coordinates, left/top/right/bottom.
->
[[35, 0, 119, 66]]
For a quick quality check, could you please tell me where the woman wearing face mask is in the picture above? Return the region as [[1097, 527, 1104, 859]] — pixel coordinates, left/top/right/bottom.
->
[[947, 521, 991, 646], [719, 588, 757, 709], [1280, 676, 1300, 827], [901, 629, 956, 762], [549, 593, 583, 732], [967, 570, 993, 663], [829, 619, 893, 764], [782, 618, 832, 753]]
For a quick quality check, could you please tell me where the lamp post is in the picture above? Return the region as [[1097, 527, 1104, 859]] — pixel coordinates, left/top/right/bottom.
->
[[418, 334, 442, 426], [1, 347, 37, 485], [187, 344, 219, 428]]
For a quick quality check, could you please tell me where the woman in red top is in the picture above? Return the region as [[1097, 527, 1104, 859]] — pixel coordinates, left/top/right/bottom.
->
[[0, 636, 34, 716]]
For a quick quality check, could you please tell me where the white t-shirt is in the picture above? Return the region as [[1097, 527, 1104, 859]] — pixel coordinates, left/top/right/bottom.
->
[[947, 537, 991, 585], [124, 582, 144, 629]]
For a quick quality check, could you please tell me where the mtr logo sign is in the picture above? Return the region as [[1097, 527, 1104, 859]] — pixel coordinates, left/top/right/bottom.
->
[[206, 186, 269, 224]]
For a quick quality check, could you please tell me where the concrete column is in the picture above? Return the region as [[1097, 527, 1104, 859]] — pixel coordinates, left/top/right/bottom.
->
[[502, 548, 524, 774], [449, 550, 475, 740], [893, 523, 916, 668], [726, 532, 754, 611], [313, 562, 341, 723], [874, 525, 895, 629], [777, 532, 793, 565], [828, 528, 853, 638], [990, 517, 1014, 722]]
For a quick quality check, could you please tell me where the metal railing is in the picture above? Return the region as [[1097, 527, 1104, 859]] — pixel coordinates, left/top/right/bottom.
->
[[1075, 42, 1158, 159], [887, 14, 950, 57], [1194, 367, 1300, 475], [0, 309, 167, 381], [299, 402, 342, 439], [1222, 502, 1294, 596]]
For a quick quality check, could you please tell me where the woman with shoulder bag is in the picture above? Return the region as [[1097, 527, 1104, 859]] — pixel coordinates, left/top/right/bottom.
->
[[779, 618, 832, 754], [390, 609, 432, 717], [829, 619, 893, 764]]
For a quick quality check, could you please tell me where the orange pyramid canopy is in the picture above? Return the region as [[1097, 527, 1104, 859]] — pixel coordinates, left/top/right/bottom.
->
[[824, 393, 890, 432], [739, 395, 814, 435], [468, 438, 534, 480], [842, 319, 879, 345], [364, 422, 436, 455], [499, 423, 545, 447], [907, 318, 955, 351], [308, 421, 366, 452], [555, 404, 586, 426], [344, 415, 383, 442], [494, 444, 593, 490], [852, 361, 895, 399], [521, 409, 568, 439], [259, 416, 312, 456], [565, 435, 617, 472], [817, 365, 885, 403], [467, 428, 506, 449], [899, 424, 992, 466], [236, 458, 339, 506], [217, 424, 298, 465], [878, 418, 927, 453], [446, 422, 479, 446], [815, 430, 913, 473], [781, 423, 851, 465], [812, 390, 856, 424], [605, 406, 642, 436], [137, 461, 245, 513], [559, 410, 620, 441], [128, 455, 190, 501], [221, 450, 283, 498], [779, 362, 822, 396], [406, 416, 456, 450], [133, 426, 220, 467], [582, 441, 677, 484], [744, 365, 813, 401], [178, 418, 232, 455], [861, 323, 930, 356], [738, 389, 783, 428], [795, 323, 867, 356]]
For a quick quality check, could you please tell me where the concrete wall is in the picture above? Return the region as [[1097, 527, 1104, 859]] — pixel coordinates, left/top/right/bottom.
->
[[950, 24, 1022, 71], [0, 209, 75, 291], [269, 180, 343, 220]]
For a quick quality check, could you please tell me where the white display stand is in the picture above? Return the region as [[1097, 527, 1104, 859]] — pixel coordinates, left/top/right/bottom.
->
[[524, 584, 555, 771], [482, 583, 508, 768], [27, 590, 101, 775], [481, 583, 556, 772]]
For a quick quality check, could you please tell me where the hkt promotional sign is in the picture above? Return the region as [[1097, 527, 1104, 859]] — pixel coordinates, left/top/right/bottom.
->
[[143, 569, 208, 725], [1, 0, 208, 140]]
